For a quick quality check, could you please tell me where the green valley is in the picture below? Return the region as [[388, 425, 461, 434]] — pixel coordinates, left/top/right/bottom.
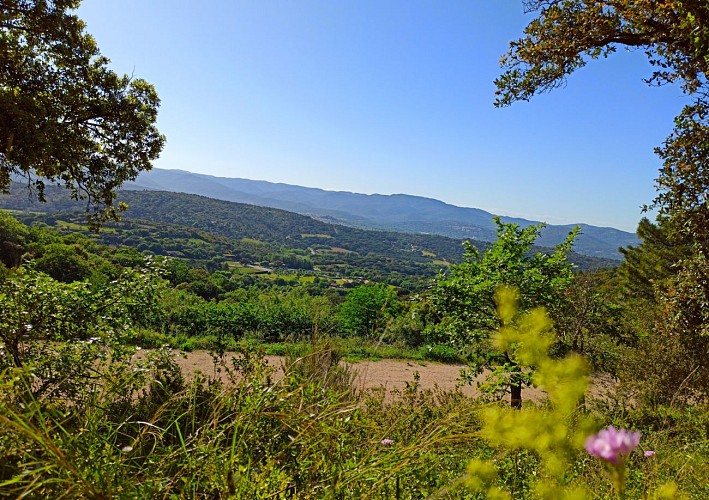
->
[[1, 186, 617, 291], [2, 1, 709, 498]]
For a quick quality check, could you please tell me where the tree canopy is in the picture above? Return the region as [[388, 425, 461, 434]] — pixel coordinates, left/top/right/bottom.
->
[[433, 218, 578, 345], [496, 0, 709, 241], [497, 1, 709, 397], [496, 1, 708, 106], [0, 0, 164, 224], [337, 283, 398, 338], [432, 218, 578, 407]]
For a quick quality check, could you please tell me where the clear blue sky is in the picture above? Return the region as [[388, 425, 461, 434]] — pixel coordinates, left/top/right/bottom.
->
[[78, 0, 687, 232]]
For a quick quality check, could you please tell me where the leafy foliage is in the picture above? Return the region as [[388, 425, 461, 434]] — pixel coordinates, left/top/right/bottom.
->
[[654, 100, 709, 245], [0, 263, 162, 370], [496, 0, 709, 406], [0, 0, 164, 224], [0, 210, 28, 267], [432, 219, 577, 407], [337, 284, 399, 338], [434, 219, 578, 342], [167, 288, 336, 344], [552, 270, 626, 374]]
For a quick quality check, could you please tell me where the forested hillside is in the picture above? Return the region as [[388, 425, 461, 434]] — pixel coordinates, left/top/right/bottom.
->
[[125, 168, 639, 259], [1, 186, 617, 289]]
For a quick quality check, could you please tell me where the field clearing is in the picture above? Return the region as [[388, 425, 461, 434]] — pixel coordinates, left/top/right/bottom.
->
[[5, 209, 45, 215], [228, 264, 269, 274], [240, 237, 263, 245], [55, 220, 117, 233], [160, 350, 553, 402], [301, 233, 333, 239], [328, 247, 354, 254]]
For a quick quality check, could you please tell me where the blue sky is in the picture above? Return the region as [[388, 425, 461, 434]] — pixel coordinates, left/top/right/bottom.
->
[[78, 1, 687, 232]]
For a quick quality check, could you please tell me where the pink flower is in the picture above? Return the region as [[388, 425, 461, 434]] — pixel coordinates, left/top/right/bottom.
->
[[381, 438, 394, 446], [585, 426, 641, 464], [644, 450, 656, 457]]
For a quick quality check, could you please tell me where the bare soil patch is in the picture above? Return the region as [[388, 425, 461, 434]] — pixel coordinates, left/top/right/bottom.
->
[[161, 350, 550, 402]]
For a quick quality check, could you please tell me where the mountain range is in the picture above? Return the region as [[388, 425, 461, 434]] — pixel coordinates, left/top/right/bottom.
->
[[1, 185, 619, 288], [124, 168, 638, 260]]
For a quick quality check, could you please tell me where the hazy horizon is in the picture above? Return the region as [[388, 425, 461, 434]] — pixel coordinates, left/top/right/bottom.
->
[[137, 167, 637, 233]]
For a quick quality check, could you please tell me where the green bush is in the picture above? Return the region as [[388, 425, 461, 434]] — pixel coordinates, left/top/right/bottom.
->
[[420, 344, 461, 363]]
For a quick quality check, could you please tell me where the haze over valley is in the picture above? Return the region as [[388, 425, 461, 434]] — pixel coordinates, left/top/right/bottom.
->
[[124, 168, 638, 260]]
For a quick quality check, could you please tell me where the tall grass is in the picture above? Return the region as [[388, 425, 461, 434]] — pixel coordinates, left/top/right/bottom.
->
[[0, 341, 483, 498], [1, 338, 707, 498]]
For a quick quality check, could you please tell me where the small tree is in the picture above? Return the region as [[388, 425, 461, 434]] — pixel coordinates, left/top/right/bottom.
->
[[337, 283, 398, 338], [432, 218, 578, 407]]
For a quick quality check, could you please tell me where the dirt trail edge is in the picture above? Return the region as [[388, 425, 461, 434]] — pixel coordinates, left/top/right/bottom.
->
[[159, 350, 550, 402]]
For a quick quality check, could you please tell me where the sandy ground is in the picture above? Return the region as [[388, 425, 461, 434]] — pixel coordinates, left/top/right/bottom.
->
[[161, 350, 550, 402]]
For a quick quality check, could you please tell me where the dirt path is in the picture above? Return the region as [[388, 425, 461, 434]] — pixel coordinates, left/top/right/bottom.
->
[[167, 350, 549, 402]]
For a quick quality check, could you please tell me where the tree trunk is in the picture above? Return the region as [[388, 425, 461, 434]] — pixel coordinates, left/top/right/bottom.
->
[[510, 383, 522, 409]]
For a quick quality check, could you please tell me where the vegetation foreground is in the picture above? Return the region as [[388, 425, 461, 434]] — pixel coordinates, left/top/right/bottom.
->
[[0, 234, 709, 498], [3, 0, 709, 497], [1, 300, 708, 498], [1, 208, 708, 498]]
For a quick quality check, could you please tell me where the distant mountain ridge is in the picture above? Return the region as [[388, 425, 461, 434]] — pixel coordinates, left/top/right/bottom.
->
[[124, 168, 638, 260], [0, 186, 619, 278]]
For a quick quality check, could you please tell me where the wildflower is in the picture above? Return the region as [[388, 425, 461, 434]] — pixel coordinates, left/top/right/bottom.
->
[[381, 438, 394, 446], [644, 450, 656, 457], [585, 426, 640, 464], [121, 446, 133, 453]]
